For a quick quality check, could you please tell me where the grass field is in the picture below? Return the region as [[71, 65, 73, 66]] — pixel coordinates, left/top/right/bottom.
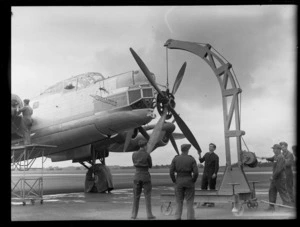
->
[[11, 165, 275, 174], [12, 166, 294, 195]]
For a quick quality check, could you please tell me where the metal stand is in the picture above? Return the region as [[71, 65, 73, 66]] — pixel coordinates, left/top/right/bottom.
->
[[160, 39, 258, 216], [11, 144, 56, 206]]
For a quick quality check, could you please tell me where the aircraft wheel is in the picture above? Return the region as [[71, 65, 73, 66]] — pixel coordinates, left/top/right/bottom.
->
[[31, 199, 35, 205], [22, 201, 26, 206], [161, 202, 173, 216], [247, 201, 254, 209], [40, 199, 43, 204], [253, 201, 258, 209]]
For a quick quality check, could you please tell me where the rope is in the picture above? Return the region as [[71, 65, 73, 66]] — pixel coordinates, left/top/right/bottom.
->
[[166, 47, 169, 89], [231, 68, 241, 88], [241, 136, 250, 152], [211, 46, 228, 64]]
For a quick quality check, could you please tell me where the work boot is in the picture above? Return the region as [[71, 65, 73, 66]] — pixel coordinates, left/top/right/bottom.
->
[[264, 206, 275, 212], [147, 215, 156, 220]]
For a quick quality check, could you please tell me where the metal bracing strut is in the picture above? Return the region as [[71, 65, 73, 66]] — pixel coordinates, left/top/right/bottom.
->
[[11, 144, 56, 205], [164, 39, 251, 194]]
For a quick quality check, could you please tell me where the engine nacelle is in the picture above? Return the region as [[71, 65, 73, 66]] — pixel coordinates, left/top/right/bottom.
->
[[109, 130, 170, 153], [49, 144, 109, 163]]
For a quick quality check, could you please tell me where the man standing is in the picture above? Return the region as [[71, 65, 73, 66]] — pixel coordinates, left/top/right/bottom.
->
[[131, 139, 156, 220], [17, 99, 33, 145], [199, 143, 219, 207], [169, 144, 198, 220], [292, 145, 297, 160], [260, 144, 291, 211], [279, 141, 295, 205]]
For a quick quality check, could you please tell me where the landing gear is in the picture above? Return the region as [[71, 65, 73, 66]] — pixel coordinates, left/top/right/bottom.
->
[[80, 147, 113, 193]]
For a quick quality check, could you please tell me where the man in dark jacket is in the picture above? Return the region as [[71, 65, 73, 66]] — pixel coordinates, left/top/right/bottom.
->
[[279, 142, 295, 205], [170, 144, 198, 220], [199, 143, 219, 207], [17, 99, 33, 145], [131, 139, 156, 220], [263, 144, 291, 211]]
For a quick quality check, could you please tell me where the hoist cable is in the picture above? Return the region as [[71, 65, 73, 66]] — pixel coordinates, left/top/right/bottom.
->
[[166, 47, 169, 89]]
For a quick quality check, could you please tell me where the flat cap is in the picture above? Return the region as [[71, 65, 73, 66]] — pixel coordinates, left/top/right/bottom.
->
[[181, 144, 191, 152], [23, 99, 30, 103], [271, 144, 282, 150], [279, 141, 288, 146], [209, 143, 216, 148], [138, 139, 147, 147]]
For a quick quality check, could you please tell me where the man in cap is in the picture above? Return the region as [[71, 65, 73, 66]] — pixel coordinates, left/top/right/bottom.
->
[[17, 99, 33, 145], [199, 143, 219, 207], [279, 141, 295, 205], [292, 145, 297, 160], [131, 139, 155, 220], [261, 144, 291, 211], [169, 143, 198, 220]]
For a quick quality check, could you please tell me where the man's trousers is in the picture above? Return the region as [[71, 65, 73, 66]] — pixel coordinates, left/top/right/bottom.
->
[[175, 185, 195, 220], [201, 172, 217, 190], [131, 180, 153, 219], [269, 177, 291, 207]]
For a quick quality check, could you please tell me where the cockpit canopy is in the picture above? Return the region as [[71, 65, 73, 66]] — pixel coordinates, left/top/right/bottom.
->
[[40, 72, 105, 95], [40, 70, 155, 96]]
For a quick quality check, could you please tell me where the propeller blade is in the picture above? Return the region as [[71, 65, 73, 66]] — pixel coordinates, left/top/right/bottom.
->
[[138, 126, 150, 140], [129, 48, 165, 97], [123, 129, 135, 152], [168, 107, 202, 153], [146, 107, 168, 154], [171, 62, 186, 95], [169, 134, 179, 155]]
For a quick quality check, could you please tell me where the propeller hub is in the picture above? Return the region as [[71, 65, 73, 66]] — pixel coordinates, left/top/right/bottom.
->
[[156, 91, 175, 120]]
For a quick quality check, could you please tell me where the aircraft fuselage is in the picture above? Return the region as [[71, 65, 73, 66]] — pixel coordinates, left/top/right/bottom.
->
[[11, 71, 156, 157]]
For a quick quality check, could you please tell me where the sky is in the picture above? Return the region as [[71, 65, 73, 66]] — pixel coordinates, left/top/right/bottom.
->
[[11, 6, 297, 168]]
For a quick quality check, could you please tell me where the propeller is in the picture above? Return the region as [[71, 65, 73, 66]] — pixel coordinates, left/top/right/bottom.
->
[[171, 62, 186, 95], [168, 106, 201, 153], [169, 134, 179, 155], [137, 126, 150, 140], [146, 107, 168, 153], [123, 129, 135, 152], [129, 48, 165, 98], [130, 48, 202, 154]]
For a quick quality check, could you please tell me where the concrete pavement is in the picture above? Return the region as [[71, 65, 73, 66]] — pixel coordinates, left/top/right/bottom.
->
[[11, 186, 296, 220]]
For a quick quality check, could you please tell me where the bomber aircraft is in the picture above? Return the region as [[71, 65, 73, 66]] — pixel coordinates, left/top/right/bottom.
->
[[11, 48, 202, 187]]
